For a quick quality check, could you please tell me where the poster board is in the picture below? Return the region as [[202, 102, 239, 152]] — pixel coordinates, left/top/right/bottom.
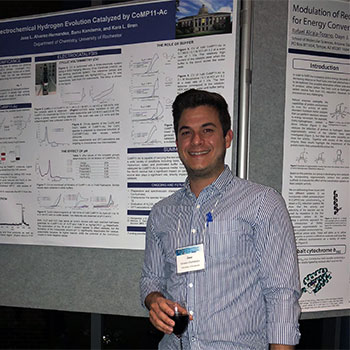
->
[[282, 0, 349, 313], [249, 0, 349, 317], [0, 0, 238, 315], [0, 0, 237, 249]]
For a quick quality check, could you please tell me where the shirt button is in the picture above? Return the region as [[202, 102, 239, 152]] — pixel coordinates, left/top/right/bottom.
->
[[191, 336, 196, 342], [188, 283, 193, 288], [189, 310, 194, 316], [196, 204, 200, 209], [191, 228, 196, 234]]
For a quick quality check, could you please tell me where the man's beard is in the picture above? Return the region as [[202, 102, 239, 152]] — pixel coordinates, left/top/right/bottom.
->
[[181, 150, 226, 180]]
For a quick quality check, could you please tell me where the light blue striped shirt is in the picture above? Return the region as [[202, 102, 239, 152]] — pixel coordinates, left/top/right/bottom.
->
[[140, 166, 301, 350]]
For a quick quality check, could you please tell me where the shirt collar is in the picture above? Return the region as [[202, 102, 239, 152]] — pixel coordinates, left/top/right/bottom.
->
[[183, 165, 234, 197]]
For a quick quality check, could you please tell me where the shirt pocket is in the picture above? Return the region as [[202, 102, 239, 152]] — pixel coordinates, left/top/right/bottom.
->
[[207, 219, 253, 260]]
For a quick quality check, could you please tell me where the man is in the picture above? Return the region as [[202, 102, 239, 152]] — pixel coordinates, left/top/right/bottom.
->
[[140, 89, 301, 350]]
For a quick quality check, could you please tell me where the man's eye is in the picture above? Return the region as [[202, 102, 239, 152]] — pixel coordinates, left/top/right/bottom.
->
[[203, 128, 214, 133], [180, 131, 190, 136]]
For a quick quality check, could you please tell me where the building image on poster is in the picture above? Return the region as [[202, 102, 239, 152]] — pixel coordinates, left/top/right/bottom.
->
[[0, 0, 237, 250], [283, 0, 349, 312], [176, 0, 233, 38]]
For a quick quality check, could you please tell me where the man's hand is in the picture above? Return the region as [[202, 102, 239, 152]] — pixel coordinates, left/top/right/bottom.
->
[[270, 344, 295, 350], [145, 292, 192, 334], [145, 292, 176, 334]]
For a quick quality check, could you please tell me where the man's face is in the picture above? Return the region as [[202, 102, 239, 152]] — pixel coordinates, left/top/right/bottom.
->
[[176, 105, 232, 181]]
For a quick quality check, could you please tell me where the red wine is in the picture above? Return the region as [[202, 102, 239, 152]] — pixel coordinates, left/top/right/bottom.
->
[[170, 313, 189, 336]]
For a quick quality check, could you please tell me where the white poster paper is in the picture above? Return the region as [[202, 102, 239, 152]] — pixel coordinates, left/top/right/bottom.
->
[[0, 0, 237, 249], [283, 0, 349, 311]]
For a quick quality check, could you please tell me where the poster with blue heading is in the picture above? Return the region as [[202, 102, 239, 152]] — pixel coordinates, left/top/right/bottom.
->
[[0, 0, 237, 249], [282, 0, 350, 312]]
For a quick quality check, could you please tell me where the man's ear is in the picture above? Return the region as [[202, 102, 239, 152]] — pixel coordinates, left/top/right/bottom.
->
[[225, 130, 233, 149]]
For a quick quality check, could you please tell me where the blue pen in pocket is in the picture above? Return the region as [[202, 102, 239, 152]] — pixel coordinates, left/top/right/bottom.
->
[[206, 212, 213, 227]]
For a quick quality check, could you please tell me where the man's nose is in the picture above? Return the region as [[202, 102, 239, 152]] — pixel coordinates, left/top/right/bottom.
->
[[191, 132, 203, 145]]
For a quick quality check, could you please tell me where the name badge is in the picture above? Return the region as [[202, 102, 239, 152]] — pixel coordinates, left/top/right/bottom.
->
[[176, 244, 205, 274]]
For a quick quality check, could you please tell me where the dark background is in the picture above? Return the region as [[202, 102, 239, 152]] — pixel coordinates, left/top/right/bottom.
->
[[0, 305, 349, 349]]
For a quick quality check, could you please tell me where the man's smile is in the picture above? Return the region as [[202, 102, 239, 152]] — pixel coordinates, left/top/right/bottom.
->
[[188, 150, 210, 156]]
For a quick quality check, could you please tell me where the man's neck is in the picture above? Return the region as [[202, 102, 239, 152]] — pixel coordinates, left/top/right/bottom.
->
[[189, 168, 225, 197]]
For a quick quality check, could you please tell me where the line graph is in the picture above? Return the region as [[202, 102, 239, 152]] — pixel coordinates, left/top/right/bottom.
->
[[130, 77, 159, 99], [41, 193, 62, 208], [38, 192, 115, 209], [93, 194, 115, 208], [36, 160, 74, 181], [129, 53, 159, 75], [61, 87, 86, 104], [0, 117, 5, 129], [0, 203, 29, 227], [60, 83, 116, 104], [128, 51, 167, 147], [90, 83, 115, 102], [66, 192, 89, 208], [132, 100, 164, 122], [132, 124, 159, 145], [36, 125, 69, 147]]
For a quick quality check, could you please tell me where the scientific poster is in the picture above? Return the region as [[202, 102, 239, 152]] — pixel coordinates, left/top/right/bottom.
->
[[283, 0, 349, 311], [0, 0, 237, 249]]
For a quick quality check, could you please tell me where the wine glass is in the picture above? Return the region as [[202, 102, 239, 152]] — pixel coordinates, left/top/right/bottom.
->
[[170, 300, 189, 350]]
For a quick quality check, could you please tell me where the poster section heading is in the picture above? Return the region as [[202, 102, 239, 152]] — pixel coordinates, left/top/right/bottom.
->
[[35, 48, 121, 63], [0, 0, 175, 57], [289, 2, 350, 58]]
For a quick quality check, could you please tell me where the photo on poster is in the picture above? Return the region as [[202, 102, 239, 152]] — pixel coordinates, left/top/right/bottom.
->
[[176, 0, 233, 38], [35, 62, 57, 96]]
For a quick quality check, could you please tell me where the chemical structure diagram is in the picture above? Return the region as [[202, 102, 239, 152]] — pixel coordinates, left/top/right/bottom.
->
[[315, 152, 325, 164], [295, 148, 347, 166], [334, 149, 344, 164], [301, 267, 332, 295], [330, 103, 350, 120], [296, 149, 308, 163]]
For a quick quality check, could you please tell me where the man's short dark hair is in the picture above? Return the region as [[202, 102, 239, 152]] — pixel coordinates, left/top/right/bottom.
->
[[172, 89, 231, 139]]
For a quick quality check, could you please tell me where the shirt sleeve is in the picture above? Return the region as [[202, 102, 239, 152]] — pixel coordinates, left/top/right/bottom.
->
[[139, 208, 166, 308], [254, 188, 301, 345]]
